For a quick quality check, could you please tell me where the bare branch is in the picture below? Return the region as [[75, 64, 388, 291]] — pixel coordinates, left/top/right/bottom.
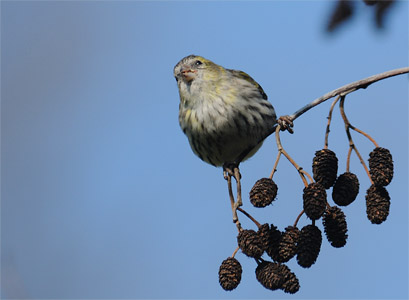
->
[[293, 209, 305, 227], [269, 151, 282, 179], [289, 67, 409, 121], [237, 207, 261, 228], [324, 95, 341, 149], [339, 96, 373, 184], [231, 246, 239, 258], [275, 126, 311, 187]]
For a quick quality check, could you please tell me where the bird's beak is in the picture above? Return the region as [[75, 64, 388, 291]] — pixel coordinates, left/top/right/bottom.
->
[[181, 66, 197, 82]]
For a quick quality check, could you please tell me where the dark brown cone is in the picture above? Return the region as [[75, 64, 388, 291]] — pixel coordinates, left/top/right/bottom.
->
[[297, 225, 322, 268], [265, 225, 283, 262], [278, 264, 300, 294], [258, 224, 271, 252], [237, 229, 264, 258], [277, 226, 300, 263], [366, 185, 391, 224], [332, 172, 360, 206], [257, 223, 275, 252], [368, 147, 394, 186], [303, 183, 327, 220], [312, 149, 338, 189], [218, 257, 242, 291], [250, 178, 278, 207], [255, 261, 284, 291], [323, 206, 348, 248]]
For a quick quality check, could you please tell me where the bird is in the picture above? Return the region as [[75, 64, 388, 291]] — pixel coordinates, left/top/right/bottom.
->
[[174, 55, 280, 223], [174, 55, 277, 168]]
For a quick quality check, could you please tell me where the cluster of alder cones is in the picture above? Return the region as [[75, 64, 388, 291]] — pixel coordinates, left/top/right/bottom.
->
[[218, 147, 393, 293]]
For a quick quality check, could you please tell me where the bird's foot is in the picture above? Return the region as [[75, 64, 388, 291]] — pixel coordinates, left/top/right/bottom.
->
[[277, 115, 294, 134], [223, 163, 243, 224], [223, 162, 241, 180]]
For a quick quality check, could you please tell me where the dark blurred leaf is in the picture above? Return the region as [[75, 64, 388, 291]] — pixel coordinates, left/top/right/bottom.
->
[[362, 0, 378, 6], [376, 0, 395, 28], [327, 0, 396, 33], [327, 0, 355, 32]]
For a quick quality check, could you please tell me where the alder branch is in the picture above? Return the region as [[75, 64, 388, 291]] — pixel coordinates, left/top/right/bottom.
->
[[274, 126, 312, 187], [339, 96, 373, 184], [289, 67, 409, 122], [237, 67, 408, 166], [324, 95, 341, 149]]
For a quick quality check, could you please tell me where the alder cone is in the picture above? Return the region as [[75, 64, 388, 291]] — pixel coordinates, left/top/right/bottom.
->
[[265, 224, 283, 262], [303, 183, 327, 220], [255, 261, 283, 291], [218, 257, 242, 291], [297, 225, 322, 268], [366, 185, 391, 224], [323, 206, 348, 248], [332, 172, 359, 206], [237, 229, 264, 258], [312, 149, 338, 189], [277, 226, 300, 262], [368, 147, 394, 186], [279, 263, 300, 294], [250, 178, 278, 207]]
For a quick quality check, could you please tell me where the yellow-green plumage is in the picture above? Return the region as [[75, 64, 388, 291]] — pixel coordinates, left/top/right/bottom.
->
[[174, 55, 277, 166]]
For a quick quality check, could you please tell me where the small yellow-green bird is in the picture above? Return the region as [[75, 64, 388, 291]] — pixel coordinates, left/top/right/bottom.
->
[[174, 55, 277, 169]]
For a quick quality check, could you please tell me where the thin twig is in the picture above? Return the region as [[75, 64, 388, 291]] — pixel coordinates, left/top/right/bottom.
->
[[289, 67, 409, 122], [237, 207, 261, 228], [231, 246, 239, 258], [293, 209, 305, 227], [346, 145, 353, 172], [234, 167, 242, 212], [269, 151, 282, 179], [353, 145, 371, 183], [324, 95, 341, 149], [336, 94, 379, 147], [227, 174, 242, 232], [349, 125, 379, 148], [275, 126, 311, 187], [237, 68, 408, 165], [300, 169, 314, 184], [227, 175, 235, 213], [339, 96, 373, 184]]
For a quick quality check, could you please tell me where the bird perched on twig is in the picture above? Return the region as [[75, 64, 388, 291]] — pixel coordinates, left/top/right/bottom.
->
[[174, 55, 278, 169], [174, 55, 284, 222]]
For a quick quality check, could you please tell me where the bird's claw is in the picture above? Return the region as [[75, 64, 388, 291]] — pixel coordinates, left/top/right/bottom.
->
[[277, 115, 294, 134], [223, 163, 242, 227], [223, 162, 240, 180]]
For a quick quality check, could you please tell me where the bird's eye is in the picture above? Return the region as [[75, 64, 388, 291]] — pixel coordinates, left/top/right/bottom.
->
[[195, 60, 203, 66]]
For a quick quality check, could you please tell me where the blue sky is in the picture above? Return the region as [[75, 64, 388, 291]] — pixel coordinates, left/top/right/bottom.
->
[[1, 1, 408, 299]]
